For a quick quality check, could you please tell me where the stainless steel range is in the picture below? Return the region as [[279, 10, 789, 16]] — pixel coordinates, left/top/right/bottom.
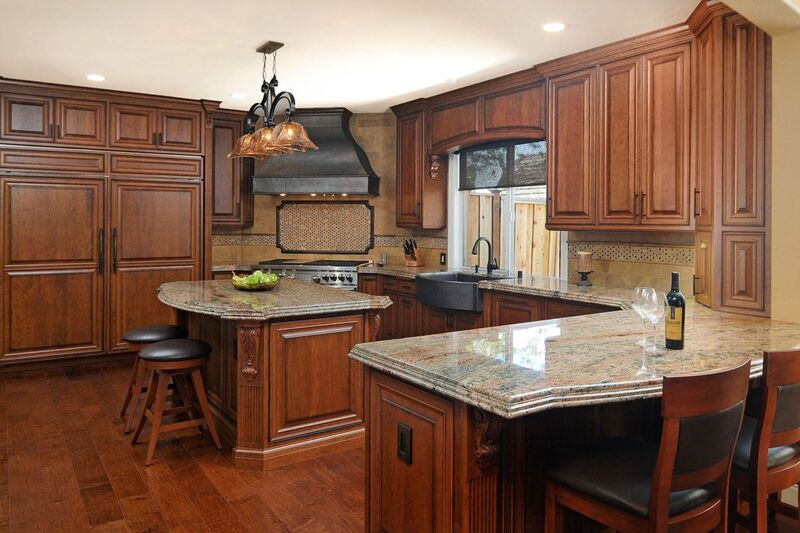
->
[[257, 259, 369, 291]]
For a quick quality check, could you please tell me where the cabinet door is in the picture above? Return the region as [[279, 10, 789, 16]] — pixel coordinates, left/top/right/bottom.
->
[[721, 231, 765, 313], [54, 99, 106, 146], [396, 112, 423, 227], [641, 45, 691, 226], [491, 293, 542, 326], [397, 294, 419, 338], [2, 177, 104, 360], [694, 232, 713, 307], [270, 315, 364, 442], [451, 310, 483, 332], [110, 104, 158, 150], [358, 274, 380, 295], [598, 57, 641, 226], [429, 99, 479, 151], [546, 69, 596, 226], [368, 371, 453, 533], [694, 22, 720, 229], [212, 115, 249, 225], [420, 304, 450, 336], [1, 94, 53, 142], [109, 179, 201, 351], [158, 110, 201, 152], [382, 289, 399, 340]]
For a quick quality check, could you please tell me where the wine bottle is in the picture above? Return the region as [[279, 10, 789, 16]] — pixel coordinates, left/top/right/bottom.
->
[[665, 272, 685, 350]]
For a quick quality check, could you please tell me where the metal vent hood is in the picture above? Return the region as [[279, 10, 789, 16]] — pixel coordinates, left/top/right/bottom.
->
[[252, 107, 380, 195]]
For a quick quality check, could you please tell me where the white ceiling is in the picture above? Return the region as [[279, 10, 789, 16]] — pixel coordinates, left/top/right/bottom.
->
[[0, 0, 696, 112]]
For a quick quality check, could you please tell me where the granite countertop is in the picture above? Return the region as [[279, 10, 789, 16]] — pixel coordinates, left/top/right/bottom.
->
[[359, 264, 448, 279], [159, 279, 391, 321], [478, 275, 633, 309], [350, 289, 800, 419]]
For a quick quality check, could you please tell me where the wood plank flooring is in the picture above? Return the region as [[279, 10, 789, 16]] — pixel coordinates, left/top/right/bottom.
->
[[0, 357, 364, 532]]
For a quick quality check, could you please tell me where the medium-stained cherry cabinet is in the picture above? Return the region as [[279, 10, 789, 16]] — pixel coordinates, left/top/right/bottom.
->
[[420, 304, 483, 335], [488, 293, 542, 326], [367, 370, 453, 533], [110, 104, 158, 150], [1, 176, 105, 361], [108, 179, 201, 351], [158, 109, 202, 152], [1, 93, 53, 142], [396, 111, 425, 227], [54, 99, 106, 147], [546, 68, 596, 227], [212, 110, 253, 228]]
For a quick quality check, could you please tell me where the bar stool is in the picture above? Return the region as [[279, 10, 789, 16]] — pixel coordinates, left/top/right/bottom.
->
[[729, 350, 800, 532], [544, 359, 751, 533], [119, 324, 189, 433], [130, 338, 222, 466]]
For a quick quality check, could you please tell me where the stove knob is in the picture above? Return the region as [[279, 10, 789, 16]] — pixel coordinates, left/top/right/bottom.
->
[[312, 276, 321, 283], [346, 274, 353, 282], [322, 274, 330, 281], [338, 274, 346, 281]]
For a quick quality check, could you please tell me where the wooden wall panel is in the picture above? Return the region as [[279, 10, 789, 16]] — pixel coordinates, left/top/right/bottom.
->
[[429, 100, 479, 149]]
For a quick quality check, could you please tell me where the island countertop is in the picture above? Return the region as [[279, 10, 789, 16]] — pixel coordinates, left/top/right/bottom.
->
[[349, 294, 800, 419], [159, 279, 391, 321]]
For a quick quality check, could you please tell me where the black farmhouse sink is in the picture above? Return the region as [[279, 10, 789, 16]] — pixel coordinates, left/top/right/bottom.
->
[[415, 272, 510, 312]]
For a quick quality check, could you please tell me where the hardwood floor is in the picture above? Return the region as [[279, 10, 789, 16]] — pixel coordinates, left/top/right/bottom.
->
[[0, 357, 364, 532]]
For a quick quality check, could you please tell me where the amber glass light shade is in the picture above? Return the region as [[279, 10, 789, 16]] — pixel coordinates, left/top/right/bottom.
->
[[228, 131, 257, 159], [273, 120, 318, 152], [228, 125, 292, 159]]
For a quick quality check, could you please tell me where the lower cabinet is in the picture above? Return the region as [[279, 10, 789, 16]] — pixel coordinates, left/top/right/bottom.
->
[[489, 293, 542, 326], [368, 370, 453, 532], [542, 298, 613, 319], [420, 304, 483, 335]]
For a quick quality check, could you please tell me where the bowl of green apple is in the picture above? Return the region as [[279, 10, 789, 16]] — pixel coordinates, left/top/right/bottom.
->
[[230, 270, 280, 291]]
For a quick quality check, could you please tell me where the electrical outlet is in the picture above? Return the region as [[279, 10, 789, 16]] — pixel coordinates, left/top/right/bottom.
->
[[439, 252, 447, 265]]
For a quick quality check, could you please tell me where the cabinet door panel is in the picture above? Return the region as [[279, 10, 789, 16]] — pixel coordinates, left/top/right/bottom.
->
[[159, 110, 201, 152], [55, 99, 106, 146], [452, 310, 483, 332], [544, 299, 613, 320], [1, 94, 53, 142], [641, 45, 691, 226], [429, 99, 479, 150], [491, 294, 542, 326], [695, 231, 713, 307], [598, 58, 640, 225], [483, 84, 545, 134], [110, 104, 157, 150], [694, 24, 720, 228], [397, 294, 418, 338], [368, 371, 453, 533], [211, 115, 251, 226], [420, 304, 449, 336], [547, 69, 595, 226], [721, 231, 765, 312], [269, 316, 364, 442], [396, 113, 423, 227]]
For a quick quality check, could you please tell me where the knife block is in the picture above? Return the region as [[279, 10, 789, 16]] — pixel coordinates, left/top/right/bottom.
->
[[404, 254, 424, 267]]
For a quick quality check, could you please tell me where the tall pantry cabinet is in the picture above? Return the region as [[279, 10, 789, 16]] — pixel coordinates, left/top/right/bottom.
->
[[0, 79, 216, 363]]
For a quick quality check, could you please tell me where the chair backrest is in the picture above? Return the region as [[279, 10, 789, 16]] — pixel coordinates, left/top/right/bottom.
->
[[648, 358, 751, 521], [753, 350, 800, 462]]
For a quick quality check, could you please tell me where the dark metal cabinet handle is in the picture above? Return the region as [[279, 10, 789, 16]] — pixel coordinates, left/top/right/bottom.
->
[[112, 228, 118, 272], [633, 192, 639, 218], [48, 123, 55, 138], [693, 274, 699, 296], [98, 228, 105, 274], [152, 132, 158, 145], [397, 423, 412, 465], [546, 196, 552, 218], [640, 192, 646, 218], [158, 132, 164, 145], [56, 124, 62, 139], [694, 188, 701, 217], [415, 202, 421, 218]]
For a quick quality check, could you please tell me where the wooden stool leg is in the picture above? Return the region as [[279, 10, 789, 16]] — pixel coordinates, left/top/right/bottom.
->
[[728, 486, 739, 533], [145, 372, 170, 466], [131, 369, 158, 444], [544, 482, 563, 533], [174, 374, 200, 430], [125, 365, 150, 433], [119, 355, 140, 417], [190, 368, 221, 449]]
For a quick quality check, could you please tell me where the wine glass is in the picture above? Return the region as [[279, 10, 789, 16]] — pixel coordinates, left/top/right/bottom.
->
[[642, 291, 666, 353], [631, 287, 655, 347]]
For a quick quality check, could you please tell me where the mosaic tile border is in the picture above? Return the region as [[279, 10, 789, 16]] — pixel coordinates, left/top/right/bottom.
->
[[568, 242, 694, 266], [213, 233, 448, 249]]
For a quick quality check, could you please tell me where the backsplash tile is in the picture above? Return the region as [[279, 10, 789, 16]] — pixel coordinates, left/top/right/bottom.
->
[[567, 242, 694, 266], [277, 201, 374, 253]]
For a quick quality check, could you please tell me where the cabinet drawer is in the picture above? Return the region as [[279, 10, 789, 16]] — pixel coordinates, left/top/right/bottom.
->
[[381, 276, 398, 292], [0, 148, 105, 173], [109, 153, 202, 177], [398, 279, 415, 295]]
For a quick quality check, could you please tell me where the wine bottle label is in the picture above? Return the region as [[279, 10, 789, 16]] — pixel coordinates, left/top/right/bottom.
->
[[665, 307, 683, 340]]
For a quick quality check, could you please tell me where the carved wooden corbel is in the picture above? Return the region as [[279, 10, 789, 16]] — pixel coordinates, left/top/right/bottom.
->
[[367, 312, 382, 342], [239, 326, 261, 380], [429, 155, 441, 179], [473, 408, 503, 469]]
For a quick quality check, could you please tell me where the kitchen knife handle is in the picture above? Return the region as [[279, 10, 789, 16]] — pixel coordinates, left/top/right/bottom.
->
[[112, 228, 118, 273], [98, 228, 105, 275]]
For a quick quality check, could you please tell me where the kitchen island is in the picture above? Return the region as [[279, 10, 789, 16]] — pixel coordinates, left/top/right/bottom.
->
[[158, 279, 390, 469], [349, 278, 800, 532]]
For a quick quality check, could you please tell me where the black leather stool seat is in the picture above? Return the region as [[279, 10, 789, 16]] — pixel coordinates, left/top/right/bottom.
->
[[123, 324, 189, 344], [547, 438, 714, 518], [733, 416, 800, 470], [139, 339, 211, 362]]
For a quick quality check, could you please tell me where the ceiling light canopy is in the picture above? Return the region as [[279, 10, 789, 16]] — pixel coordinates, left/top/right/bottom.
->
[[542, 22, 566, 32], [229, 41, 318, 160], [86, 73, 105, 81]]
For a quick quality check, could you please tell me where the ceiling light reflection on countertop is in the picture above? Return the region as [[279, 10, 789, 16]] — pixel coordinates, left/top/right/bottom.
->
[[542, 22, 566, 32]]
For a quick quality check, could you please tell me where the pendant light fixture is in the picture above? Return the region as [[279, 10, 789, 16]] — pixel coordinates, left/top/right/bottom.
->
[[229, 41, 318, 159]]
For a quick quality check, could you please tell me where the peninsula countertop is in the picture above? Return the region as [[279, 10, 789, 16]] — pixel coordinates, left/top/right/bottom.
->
[[349, 282, 800, 419], [159, 279, 391, 321]]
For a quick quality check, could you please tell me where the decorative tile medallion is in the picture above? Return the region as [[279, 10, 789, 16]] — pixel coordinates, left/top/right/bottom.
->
[[277, 201, 374, 254]]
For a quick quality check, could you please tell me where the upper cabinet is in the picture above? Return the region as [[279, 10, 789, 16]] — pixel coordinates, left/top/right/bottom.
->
[[110, 104, 201, 153], [547, 68, 596, 226], [54, 99, 106, 146], [544, 40, 692, 231], [2, 94, 106, 147], [1, 93, 53, 142], [396, 111, 425, 227], [212, 110, 253, 228]]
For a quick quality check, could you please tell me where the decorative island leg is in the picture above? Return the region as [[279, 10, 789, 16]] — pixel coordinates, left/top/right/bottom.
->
[[234, 321, 268, 469], [367, 311, 382, 342]]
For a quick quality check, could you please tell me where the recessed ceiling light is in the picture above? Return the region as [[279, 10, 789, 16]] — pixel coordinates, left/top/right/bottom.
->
[[542, 22, 566, 33], [341, 193, 348, 197], [309, 193, 317, 197], [279, 193, 287, 197], [231, 92, 247, 99], [86, 74, 105, 82]]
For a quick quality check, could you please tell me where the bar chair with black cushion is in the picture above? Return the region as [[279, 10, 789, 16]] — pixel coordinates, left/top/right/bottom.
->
[[130, 338, 222, 466], [119, 324, 189, 433], [545, 358, 751, 533], [729, 350, 800, 532]]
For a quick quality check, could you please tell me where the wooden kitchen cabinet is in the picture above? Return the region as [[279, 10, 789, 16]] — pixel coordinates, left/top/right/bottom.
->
[[396, 111, 425, 227], [546, 68, 596, 227], [2, 94, 106, 147], [108, 179, 201, 351], [543, 298, 615, 319], [158, 109, 202, 152], [367, 370, 453, 533], [1, 176, 105, 361], [54, 99, 106, 146], [1, 93, 53, 142], [110, 103, 201, 153], [420, 304, 483, 335], [357, 273, 380, 295], [212, 110, 253, 228], [488, 293, 542, 326]]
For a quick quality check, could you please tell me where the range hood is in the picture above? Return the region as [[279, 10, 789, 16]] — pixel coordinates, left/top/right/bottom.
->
[[252, 108, 380, 195]]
